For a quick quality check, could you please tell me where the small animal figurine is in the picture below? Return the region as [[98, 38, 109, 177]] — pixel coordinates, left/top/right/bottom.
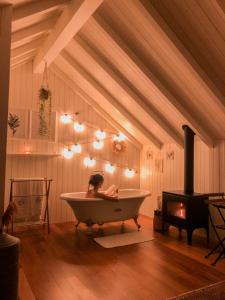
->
[[1, 202, 17, 232]]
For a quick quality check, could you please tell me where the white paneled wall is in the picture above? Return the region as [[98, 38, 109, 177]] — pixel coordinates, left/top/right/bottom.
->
[[140, 138, 225, 217], [6, 62, 140, 223]]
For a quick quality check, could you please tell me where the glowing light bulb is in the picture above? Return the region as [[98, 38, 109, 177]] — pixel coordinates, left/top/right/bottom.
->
[[63, 148, 73, 159], [84, 157, 96, 167], [93, 140, 104, 150], [60, 114, 72, 124], [125, 168, 135, 178], [105, 163, 115, 174], [113, 132, 126, 142], [95, 129, 106, 140], [71, 143, 82, 154], [74, 122, 85, 132]]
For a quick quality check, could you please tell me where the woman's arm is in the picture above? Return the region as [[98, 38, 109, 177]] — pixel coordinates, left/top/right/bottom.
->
[[95, 191, 118, 202]]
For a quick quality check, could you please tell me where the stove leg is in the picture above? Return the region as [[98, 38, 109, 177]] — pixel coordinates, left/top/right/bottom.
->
[[187, 229, 193, 245], [206, 226, 210, 244]]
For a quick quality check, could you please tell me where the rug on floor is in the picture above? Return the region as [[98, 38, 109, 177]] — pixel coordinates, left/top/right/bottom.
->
[[94, 230, 154, 248], [168, 280, 225, 300]]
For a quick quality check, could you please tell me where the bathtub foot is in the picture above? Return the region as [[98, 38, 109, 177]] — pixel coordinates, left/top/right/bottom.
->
[[75, 221, 80, 229], [87, 226, 93, 237], [121, 221, 125, 233], [86, 220, 94, 237], [98, 227, 104, 236], [133, 216, 141, 231]]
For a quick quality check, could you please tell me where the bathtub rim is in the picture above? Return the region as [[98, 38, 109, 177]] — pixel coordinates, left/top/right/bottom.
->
[[60, 189, 151, 202]]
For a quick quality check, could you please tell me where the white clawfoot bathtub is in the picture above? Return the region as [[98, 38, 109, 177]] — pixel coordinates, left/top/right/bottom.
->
[[60, 189, 150, 233]]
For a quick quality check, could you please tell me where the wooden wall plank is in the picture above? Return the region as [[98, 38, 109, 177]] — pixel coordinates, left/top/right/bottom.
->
[[0, 5, 12, 217], [6, 61, 140, 223], [140, 140, 224, 218]]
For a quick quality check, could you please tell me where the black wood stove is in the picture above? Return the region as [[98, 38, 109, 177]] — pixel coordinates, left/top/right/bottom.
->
[[162, 125, 209, 245]]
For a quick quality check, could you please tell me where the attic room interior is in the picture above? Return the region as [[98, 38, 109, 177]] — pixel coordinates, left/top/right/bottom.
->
[[0, 0, 225, 299]]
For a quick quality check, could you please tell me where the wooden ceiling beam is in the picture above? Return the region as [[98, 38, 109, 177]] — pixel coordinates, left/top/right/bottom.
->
[[11, 55, 34, 69], [12, 0, 68, 22], [59, 51, 162, 148], [73, 39, 183, 147], [51, 63, 143, 150], [103, 1, 215, 147], [12, 17, 57, 45], [216, 0, 225, 18], [80, 17, 184, 147], [33, 0, 103, 73], [142, 0, 225, 111], [11, 38, 43, 59], [136, 0, 224, 144]]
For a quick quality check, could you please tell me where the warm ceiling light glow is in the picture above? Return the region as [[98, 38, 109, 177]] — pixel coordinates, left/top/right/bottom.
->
[[93, 140, 104, 150], [74, 122, 85, 132], [60, 114, 72, 124], [71, 143, 82, 154], [105, 163, 115, 174], [84, 157, 96, 167], [63, 148, 73, 159], [125, 168, 135, 178], [95, 129, 106, 140], [113, 132, 126, 142]]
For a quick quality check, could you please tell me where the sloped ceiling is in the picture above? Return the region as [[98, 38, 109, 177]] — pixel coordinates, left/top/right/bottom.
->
[[10, 0, 225, 148]]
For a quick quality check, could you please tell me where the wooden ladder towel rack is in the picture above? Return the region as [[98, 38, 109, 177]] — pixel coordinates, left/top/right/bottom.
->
[[9, 178, 52, 234]]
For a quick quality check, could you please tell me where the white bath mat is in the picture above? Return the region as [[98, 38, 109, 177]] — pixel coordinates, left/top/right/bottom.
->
[[94, 230, 154, 248]]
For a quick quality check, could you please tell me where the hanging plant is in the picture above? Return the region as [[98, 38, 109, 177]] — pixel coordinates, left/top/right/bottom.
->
[[8, 113, 20, 136], [39, 87, 51, 101], [38, 63, 52, 137]]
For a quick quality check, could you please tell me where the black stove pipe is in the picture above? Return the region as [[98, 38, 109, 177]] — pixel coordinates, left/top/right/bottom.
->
[[182, 125, 195, 195]]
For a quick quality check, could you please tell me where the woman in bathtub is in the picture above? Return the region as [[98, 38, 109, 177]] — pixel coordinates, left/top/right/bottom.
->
[[86, 174, 118, 201]]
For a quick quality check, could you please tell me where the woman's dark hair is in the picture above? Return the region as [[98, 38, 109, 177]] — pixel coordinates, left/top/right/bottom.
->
[[89, 174, 104, 188]]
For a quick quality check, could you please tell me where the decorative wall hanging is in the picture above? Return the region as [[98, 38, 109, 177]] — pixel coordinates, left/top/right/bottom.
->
[[38, 62, 52, 137], [7, 109, 28, 139], [8, 113, 20, 136], [166, 150, 175, 160], [112, 140, 126, 154], [146, 149, 153, 160]]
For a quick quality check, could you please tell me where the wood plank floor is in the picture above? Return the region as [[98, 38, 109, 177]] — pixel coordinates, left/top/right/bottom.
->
[[16, 216, 225, 300]]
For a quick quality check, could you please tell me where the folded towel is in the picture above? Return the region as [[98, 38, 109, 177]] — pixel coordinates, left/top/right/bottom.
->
[[11, 178, 45, 223]]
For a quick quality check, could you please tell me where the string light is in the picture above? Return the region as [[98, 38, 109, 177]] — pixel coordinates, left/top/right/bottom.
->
[[84, 157, 96, 167], [74, 122, 85, 132], [113, 132, 126, 142], [71, 143, 82, 154], [63, 148, 73, 159], [60, 114, 72, 124], [125, 168, 135, 178], [60, 114, 136, 178], [93, 140, 104, 150], [95, 129, 106, 140], [105, 163, 115, 174]]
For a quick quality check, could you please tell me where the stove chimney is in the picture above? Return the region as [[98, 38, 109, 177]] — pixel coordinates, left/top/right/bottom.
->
[[182, 125, 195, 194]]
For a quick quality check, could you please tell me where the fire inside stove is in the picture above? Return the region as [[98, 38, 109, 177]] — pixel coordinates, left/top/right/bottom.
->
[[167, 201, 186, 219]]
